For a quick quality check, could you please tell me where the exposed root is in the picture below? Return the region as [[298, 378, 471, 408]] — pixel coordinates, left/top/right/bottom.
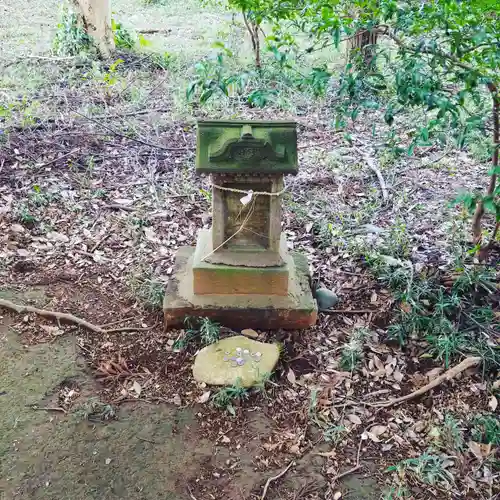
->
[[370, 356, 482, 408], [260, 460, 295, 500], [0, 299, 156, 335]]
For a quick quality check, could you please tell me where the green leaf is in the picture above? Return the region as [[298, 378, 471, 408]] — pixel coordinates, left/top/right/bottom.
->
[[138, 34, 152, 47], [109, 58, 124, 72], [186, 81, 197, 101], [200, 89, 214, 104], [483, 196, 497, 213]]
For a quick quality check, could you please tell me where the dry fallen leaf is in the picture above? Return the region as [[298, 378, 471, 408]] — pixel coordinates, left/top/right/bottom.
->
[[287, 369, 296, 385], [40, 325, 64, 337], [393, 370, 404, 382], [197, 391, 211, 404], [132, 381, 142, 397], [488, 395, 498, 411], [346, 414, 362, 425], [468, 441, 492, 460], [263, 442, 280, 452], [316, 450, 337, 458], [370, 425, 387, 437], [373, 355, 384, 371]]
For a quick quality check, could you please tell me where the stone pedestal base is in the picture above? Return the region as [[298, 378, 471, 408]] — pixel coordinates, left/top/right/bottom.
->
[[193, 229, 289, 296], [163, 247, 317, 330]]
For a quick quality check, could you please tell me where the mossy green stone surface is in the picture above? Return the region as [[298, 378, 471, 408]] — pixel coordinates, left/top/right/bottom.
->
[[192, 336, 280, 387], [196, 120, 298, 175]]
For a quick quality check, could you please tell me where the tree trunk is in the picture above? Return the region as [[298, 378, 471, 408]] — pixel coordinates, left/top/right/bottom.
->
[[74, 0, 114, 57], [242, 11, 261, 70], [348, 29, 378, 67], [472, 84, 499, 253]]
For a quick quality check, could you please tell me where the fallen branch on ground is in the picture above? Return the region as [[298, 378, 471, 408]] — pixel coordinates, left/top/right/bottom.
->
[[0, 299, 156, 335], [369, 356, 482, 408], [137, 29, 172, 34], [28, 405, 67, 413], [321, 309, 375, 314], [332, 433, 364, 482], [261, 460, 295, 500], [364, 154, 389, 202]]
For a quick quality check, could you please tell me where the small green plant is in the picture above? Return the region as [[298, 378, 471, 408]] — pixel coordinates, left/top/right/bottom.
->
[[102, 59, 125, 86], [148, 52, 173, 70], [173, 317, 220, 350], [72, 398, 117, 423], [439, 415, 465, 452], [111, 19, 149, 50], [387, 452, 454, 488], [471, 414, 500, 446], [339, 327, 370, 371], [53, 9, 94, 56], [247, 89, 277, 108], [186, 46, 250, 105], [199, 188, 212, 203], [112, 19, 135, 49], [91, 189, 107, 199], [308, 388, 347, 445], [211, 379, 249, 416], [323, 424, 347, 444], [127, 270, 164, 309], [0, 97, 40, 128], [29, 185, 53, 207], [381, 484, 410, 500], [16, 205, 37, 226], [426, 329, 466, 369], [253, 371, 273, 398]]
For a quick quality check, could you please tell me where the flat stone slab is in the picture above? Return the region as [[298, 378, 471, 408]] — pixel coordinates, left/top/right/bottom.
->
[[192, 336, 280, 387], [163, 247, 317, 330]]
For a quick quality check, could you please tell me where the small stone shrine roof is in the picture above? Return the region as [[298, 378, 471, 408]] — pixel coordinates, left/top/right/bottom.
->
[[196, 119, 298, 175]]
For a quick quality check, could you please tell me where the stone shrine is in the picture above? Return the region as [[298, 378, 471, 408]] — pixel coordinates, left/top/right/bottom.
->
[[163, 120, 317, 330]]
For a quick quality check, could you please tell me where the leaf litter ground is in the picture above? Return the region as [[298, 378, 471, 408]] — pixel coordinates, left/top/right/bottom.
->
[[1, 27, 499, 500]]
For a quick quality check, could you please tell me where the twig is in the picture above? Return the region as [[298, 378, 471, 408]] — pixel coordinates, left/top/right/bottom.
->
[[104, 203, 136, 212], [261, 460, 295, 500], [37, 149, 79, 168], [25, 55, 78, 61], [72, 109, 189, 152], [369, 356, 482, 408], [92, 107, 172, 119], [99, 316, 137, 328], [106, 323, 158, 334], [137, 436, 159, 444], [28, 405, 67, 414], [90, 233, 112, 253], [363, 154, 388, 202], [0, 299, 154, 335], [321, 309, 375, 314], [187, 485, 198, 500], [332, 434, 363, 482], [137, 29, 172, 34]]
